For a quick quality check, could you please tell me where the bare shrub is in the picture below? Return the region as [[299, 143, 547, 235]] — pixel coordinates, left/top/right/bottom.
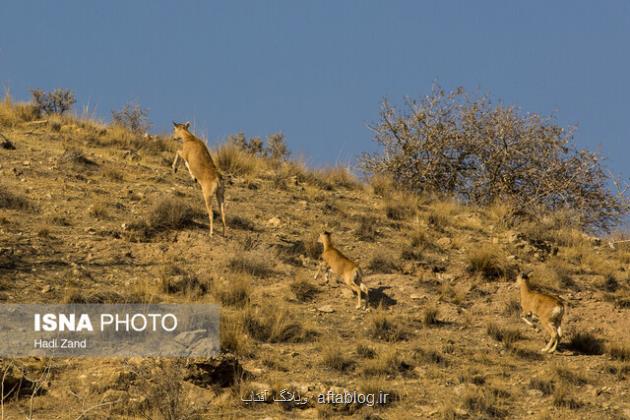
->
[[360, 84, 628, 230], [266, 132, 289, 160], [112, 102, 150, 133], [31, 88, 75, 116]]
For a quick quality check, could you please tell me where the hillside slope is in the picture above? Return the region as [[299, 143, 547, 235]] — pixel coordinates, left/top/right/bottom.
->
[[1, 116, 629, 419]]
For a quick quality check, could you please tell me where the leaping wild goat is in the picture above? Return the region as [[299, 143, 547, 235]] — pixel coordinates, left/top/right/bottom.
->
[[171, 121, 226, 236], [314, 231, 369, 310], [516, 271, 565, 353]]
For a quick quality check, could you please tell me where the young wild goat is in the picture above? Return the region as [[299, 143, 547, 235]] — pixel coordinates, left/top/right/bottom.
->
[[314, 231, 369, 309], [171, 121, 226, 236], [516, 271, 565, 353]]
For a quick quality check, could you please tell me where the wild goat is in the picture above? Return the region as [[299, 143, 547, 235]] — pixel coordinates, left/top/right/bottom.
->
[[516, 271, 564, 353], [314, 231, 369, 309], [171, 121, 226, 236]]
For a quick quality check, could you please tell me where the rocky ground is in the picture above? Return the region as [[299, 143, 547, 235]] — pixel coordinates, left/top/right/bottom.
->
[[1, 116, 629, 419]]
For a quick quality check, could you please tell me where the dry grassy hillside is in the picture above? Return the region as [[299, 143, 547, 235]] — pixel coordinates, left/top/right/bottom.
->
[[1, 103, 629, 419]]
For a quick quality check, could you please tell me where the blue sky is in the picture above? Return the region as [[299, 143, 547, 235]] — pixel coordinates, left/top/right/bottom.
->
[[1, 1, 628, 177]]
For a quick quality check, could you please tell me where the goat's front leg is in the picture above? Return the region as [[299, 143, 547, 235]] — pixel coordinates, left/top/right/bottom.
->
[[172, 151, 181, 173]]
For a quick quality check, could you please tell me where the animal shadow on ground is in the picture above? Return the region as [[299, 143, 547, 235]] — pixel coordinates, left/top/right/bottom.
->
[[367, 286, 397, 308]]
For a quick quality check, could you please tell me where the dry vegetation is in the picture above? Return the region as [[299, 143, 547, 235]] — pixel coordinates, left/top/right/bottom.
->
[[0, 94, 629, 418]]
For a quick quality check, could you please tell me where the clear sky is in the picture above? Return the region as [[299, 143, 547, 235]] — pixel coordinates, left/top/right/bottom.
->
[[1, 1, 628, 177]]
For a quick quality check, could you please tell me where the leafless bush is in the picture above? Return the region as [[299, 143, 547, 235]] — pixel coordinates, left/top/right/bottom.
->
[[360, 85, 628, 230], [266, 132, 289, 160], [31, 88, 75, 116], [112, 102, 150, 133]]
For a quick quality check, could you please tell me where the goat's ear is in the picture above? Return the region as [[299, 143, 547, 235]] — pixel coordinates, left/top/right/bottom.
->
[[172, 121, 178, 127], [184, 121, 191, 129]]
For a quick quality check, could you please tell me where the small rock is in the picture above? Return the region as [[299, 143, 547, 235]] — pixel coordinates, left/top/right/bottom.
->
[[454, 408, 468, 416], [410, 294, 426, 300], [527, 389, 544, 398], [317, 305, 334, 313], [266, 217, 281, 228], [41, 285, 51, 294]]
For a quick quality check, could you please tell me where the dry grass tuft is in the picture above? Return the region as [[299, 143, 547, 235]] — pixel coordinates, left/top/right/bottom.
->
[[366, 309, 408, 342], [355, 215, 379, 241], [502, 298, 521, 319], [384, 199, 416, 221], [290, 279, 319, 302], [103, 167, 124, 181], [228, 215, 256, 231], [356, 343, 377, 359], [368, 253, 400, 274], [57, 147, 98, 169], [215, 276, 250, 307], [529, 378, 555, 395], [0, 188, 37, 212], [566, 332, 604, 355], [423, 307, 441, 326], [357, 376, 399, 406], [461, 388, 507, 418], [220, 313, 253, 356], [609, 344, 630, 362], [241, 304, 317, 343], [552, 383, 583, 409], [227, 253, 274, 278], [159, 263, 210, 298], [147, 198, 198, 231], [321, 343, 354, 372], [412, 347, 448, 367], [486, 323, 522, 349], [467, 245, 509, 281], [554, 366, 587, 386], [362, 349, 409, 377], [314, 166, 360, 189], [215, 142, 265, 176]]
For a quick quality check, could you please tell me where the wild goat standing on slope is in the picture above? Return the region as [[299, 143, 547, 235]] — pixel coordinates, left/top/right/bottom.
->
[[516, 271, 565, 353], [171, 121, 226, 236], [314, 231, 369, 310]]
